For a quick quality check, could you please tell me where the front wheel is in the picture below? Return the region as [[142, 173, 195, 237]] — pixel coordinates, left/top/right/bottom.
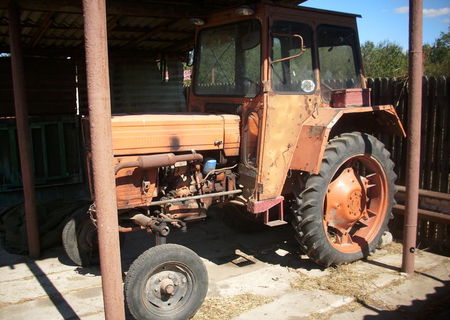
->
[[291, 132, 396, 267], [62, 210, 99, 267], [125, 244, 208, 320], [62, 208, 124, 267]]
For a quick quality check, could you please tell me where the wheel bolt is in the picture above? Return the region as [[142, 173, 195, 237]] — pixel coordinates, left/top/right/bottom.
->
[[168, 274, 173, 279]]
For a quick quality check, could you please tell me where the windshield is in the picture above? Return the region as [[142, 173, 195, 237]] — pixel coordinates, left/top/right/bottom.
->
[[194, 20, 261, 97], [317, 25, 362, 101]]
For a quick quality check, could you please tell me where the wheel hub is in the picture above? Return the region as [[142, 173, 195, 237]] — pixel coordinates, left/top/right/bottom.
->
[[348, 190, 362, 216], [159, 278, 175, 295], [325, 167, 367, 231], [145, 269, 188, 309]]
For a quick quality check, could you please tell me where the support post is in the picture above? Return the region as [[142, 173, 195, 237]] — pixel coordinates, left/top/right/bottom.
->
[[402, 0, 423, 274], [8, 1, 40, 258], [82, 0, 125, 319]]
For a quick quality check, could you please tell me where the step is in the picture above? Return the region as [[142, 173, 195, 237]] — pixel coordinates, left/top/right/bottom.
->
[[265, 220, 287, 227]]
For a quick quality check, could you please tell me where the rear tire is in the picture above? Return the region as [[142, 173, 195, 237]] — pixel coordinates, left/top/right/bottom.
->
[[125, 244, 208, 320], [291, 132, 396, 267]]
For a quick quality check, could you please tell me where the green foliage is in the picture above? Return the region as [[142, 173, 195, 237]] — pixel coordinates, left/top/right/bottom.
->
[[424, 29, 450, 77], [361, 41, 408, 78], [361, 29, 450, 78]]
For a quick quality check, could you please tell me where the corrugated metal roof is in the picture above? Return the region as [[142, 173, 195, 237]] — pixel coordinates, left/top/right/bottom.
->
[[0, 0, 306, 54]]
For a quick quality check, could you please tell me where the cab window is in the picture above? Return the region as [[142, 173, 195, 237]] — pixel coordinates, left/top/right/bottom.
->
[[271, 21, 315, 94], [317, 25, 362, 101]]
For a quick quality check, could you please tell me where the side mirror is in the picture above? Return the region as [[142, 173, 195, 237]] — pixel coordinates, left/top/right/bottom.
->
[[271, 33, 305, 64]]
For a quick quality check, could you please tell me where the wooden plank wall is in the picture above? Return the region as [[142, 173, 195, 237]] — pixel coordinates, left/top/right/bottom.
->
[[0, 57, 77, 116], [76, 58, 186, 115]]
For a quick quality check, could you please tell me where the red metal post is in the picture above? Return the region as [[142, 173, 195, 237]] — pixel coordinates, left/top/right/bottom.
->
[[82, 0, 125, 319], [8, 2, 40, 258], [402, 0, 423, 274]]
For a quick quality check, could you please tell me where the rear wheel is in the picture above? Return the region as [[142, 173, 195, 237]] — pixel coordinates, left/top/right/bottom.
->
[[291, 132, 396, 267], [125, 244, 208, 320]]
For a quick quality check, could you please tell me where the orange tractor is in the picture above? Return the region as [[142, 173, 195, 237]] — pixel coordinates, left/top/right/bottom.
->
[[63, 2, 405, 320]]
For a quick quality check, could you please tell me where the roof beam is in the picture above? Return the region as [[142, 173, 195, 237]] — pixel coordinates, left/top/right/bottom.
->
[[0, 0, 201, 18], [30, 11, 54, 48], [1, 32, 180, 44], [123, 21, 173, 48], [107, 15, 120, 33], [0, 22, 193, 35]]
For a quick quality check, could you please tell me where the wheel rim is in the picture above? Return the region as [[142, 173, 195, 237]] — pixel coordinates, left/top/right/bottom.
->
[[323, 154, 388, 254], [143, 262, 194, 315], [78, 220, 98, 257]]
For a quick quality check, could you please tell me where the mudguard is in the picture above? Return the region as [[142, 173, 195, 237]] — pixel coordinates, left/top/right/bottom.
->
[[290, 105, 406, 174]]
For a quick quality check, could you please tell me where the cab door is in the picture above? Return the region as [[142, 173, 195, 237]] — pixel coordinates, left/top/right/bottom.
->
[[256, 18, 320, 200]]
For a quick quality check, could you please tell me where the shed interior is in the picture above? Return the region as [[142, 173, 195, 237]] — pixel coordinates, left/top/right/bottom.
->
[[0, 0, 304, 207]]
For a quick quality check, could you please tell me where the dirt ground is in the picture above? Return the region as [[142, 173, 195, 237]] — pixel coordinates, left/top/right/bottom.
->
[[1, 208, 449, 320]]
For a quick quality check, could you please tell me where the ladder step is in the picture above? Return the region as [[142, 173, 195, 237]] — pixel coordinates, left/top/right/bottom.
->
[[265, 220, 287, 227]]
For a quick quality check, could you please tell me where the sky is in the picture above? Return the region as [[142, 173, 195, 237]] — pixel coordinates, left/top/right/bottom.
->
[[300, 0, 450, 49]]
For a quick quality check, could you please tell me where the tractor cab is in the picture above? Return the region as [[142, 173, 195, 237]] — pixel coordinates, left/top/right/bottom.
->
[[190, 3, 364, 109], [188, 3, 400, 203]]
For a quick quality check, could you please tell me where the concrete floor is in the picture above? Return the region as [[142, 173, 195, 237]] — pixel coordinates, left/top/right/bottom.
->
[[1, 209, 449, 320]]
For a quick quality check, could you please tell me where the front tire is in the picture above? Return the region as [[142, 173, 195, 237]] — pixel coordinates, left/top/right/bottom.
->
[[62, 210, 99, 267], [62, 208, 124, 267], [291, 132, 396, 267], [125, 244, 208, 320]]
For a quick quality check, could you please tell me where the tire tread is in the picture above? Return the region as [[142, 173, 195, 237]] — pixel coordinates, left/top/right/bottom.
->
[[290, 132, 397, 267]]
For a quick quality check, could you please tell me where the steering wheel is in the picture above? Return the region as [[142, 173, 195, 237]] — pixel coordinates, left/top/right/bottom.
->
[[321, 80, 334, 92]]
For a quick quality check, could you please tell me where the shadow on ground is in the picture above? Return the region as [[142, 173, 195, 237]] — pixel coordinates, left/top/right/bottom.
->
[[119, 207, 322, 273], [362, 276, 450, 320]]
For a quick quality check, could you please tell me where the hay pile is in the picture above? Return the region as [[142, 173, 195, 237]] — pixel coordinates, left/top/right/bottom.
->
[[192, 294, 274, 320], [369, 241, 403, 258], [290, 263, 377, 301], [291, 242, 405, 306], [193, 242, 404, 319]]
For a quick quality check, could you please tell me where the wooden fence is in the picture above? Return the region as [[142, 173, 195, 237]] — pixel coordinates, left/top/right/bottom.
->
[[367, 76, 449, 193], [367, 76, 450, 252]]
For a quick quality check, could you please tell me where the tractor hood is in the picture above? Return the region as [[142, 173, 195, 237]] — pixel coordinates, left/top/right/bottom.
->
[[109, 113, 240, 157]]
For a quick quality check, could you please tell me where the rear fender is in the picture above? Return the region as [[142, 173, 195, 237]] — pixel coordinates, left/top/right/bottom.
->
[[290, 105, 405, 174]]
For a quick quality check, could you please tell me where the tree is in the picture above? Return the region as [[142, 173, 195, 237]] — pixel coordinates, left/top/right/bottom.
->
[[361, 41, 408, 78], [424, 29, 450, 76]]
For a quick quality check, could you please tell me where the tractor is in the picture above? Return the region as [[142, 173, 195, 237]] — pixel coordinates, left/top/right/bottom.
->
[[62, 2, 405, 320]]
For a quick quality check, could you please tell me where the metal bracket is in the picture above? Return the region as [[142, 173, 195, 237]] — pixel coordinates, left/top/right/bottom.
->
[[247, 196, 286, 227], [256, 183, 264, 193], [247, 196, 284, 213], [142, 180, 151, 195], [151, 221, 169, 245]]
